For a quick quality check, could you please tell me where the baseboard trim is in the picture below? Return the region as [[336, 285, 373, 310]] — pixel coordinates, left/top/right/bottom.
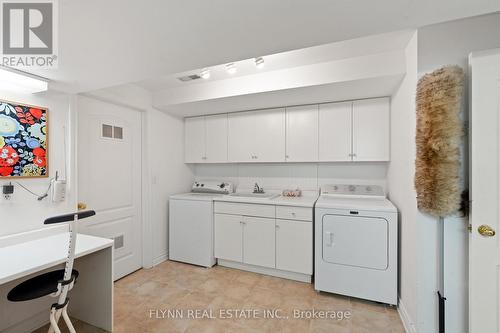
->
[[152, 253, 168, 266], [218, 259, 311, 283], [398, 297, 416, 333], [2, 309, 48, 333]]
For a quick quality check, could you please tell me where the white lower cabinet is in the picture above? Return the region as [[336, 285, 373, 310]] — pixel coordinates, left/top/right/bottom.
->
[[214, 202, 313, 279], [276, 219, 312, 274], [243, 216, 275, 268], [214, 214, 242, 262]]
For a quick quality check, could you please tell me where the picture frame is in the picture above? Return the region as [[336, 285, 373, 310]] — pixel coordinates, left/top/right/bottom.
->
[[0, 99, 49, 178]]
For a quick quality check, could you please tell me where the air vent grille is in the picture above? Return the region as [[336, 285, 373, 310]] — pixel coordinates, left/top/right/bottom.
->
[[114, 235, 124, 249], [178, 74, 201, 82]]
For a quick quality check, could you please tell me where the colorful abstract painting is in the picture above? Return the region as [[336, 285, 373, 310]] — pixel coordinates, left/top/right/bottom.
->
[[0, 100, 48, 178]]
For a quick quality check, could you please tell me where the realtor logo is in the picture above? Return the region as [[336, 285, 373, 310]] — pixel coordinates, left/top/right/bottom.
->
[[1, 0, 58, 68]]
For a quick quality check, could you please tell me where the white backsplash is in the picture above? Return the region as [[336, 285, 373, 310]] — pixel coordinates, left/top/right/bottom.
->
[[194, 162, 388, 192]]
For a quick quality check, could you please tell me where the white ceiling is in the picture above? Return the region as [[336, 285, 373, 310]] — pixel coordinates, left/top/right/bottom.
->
[[150, 29, 410, 116], [25, 0, 500, 93], [138, 30, 413, 91]]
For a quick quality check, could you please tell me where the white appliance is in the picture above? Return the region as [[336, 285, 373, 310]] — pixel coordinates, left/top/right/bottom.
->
[[169, 180, 233, 267], [315, 184, 398, 305]]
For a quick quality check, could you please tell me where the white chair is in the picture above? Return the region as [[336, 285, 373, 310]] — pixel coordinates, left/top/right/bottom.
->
[[7, 210, 96, 333]]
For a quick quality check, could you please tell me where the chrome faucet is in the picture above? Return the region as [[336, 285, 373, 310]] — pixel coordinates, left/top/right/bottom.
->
[[253, 182, 265, 194]]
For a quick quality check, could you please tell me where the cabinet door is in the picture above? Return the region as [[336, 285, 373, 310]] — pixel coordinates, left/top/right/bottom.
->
[[205, 114, 228, 163], [253, 108, 286, 162], [214, 214, 243, 262], [242, 216, 275, 268], [276, 219, 312, 274], [352, 98, 390, 161], [228, 111, 255, 162], [318, 102, 352, 161], [185, 116, 205, 163], [286, 105, 319, 162]]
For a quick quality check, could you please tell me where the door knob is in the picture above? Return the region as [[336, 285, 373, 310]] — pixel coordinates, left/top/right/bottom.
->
[[478, 225, 496, 237], [77, 202, 87, 210]]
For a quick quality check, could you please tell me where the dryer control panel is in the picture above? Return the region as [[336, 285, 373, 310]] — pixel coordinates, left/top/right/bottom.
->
[[321, 184, 385, 198]]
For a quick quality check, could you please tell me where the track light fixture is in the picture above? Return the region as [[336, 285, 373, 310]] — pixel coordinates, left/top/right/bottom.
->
[[225, 63, 237, 74], [255, 57, 264, 69]]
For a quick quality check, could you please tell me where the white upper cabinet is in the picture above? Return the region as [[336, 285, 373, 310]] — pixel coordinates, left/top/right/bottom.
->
[[352, 98, 390, 161], [185, 114, 228, 163], [286, 105, 319, 162], [228, 108, 285, 162], [318, 102, 352, 161], [186, 98, 389, 163], [254, 108, 286, 162], [228, 111, 256, 162], [205, 114, 228, 163], [185, 116, 205, 163]]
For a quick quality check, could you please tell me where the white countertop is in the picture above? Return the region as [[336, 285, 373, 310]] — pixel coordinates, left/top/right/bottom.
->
[[214, 191, 319, 208], [0, 232, 113, 285]]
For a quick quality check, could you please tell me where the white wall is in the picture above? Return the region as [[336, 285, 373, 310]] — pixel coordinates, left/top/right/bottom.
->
[[194, 162, 388, 192], [0, 91, 76, 237], [386, 31, 418, 333], [415, 12, 500, 333], [147, 108, 194, 264]]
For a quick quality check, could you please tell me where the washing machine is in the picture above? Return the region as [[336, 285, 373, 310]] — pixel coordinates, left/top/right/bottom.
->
[[169, 180, 233, 267], [314, 184, 398, 305]]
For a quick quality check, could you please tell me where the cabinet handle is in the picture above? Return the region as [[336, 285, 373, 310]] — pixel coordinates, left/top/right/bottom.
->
[[285, 155, 289, 159], [275, 225, 280, 229]]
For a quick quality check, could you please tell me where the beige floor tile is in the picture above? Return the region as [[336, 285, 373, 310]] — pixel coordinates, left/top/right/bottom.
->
[[309, 318, 351, 333], [232, 270, 262, 288], [32, 260, 405, 333], [312, 291, 351, 310], [351, 298, 388, 313], [351, 307, 393, 332]]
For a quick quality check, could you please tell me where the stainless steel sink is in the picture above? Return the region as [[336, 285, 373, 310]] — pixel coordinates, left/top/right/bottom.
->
[[229, 192, 280, 199]]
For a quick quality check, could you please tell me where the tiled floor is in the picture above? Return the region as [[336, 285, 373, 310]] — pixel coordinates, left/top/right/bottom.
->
[[36, 260, 405, 333]]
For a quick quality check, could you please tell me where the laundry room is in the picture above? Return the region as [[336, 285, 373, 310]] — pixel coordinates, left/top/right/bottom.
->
[[1, 3, 500, 333]]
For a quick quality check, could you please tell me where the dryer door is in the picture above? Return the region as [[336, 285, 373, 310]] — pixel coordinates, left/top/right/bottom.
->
[[322, 214, 388, 270]]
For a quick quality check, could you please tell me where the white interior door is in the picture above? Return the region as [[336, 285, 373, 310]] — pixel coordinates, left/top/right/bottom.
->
[[77, 95, 142, 280], [469, 49, 500, 333]]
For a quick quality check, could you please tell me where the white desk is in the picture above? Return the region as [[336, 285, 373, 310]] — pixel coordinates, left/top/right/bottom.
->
[[0, 232, 114, 333]]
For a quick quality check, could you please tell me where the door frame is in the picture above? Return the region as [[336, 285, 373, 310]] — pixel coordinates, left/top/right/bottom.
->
[[76, 93, 154, 270], [468, 48, 500, 333]]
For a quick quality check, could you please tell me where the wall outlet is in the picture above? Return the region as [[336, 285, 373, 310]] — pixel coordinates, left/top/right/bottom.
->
[[2, 183, 14, 200]]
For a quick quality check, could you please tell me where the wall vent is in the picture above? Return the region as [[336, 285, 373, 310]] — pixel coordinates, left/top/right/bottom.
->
[[114, 235, 124, 249], [178, 74, 201, 82]]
